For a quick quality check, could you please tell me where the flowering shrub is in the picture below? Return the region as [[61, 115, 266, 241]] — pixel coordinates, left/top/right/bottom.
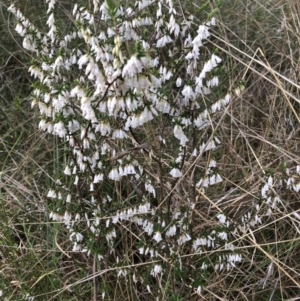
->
[[6, 0, 262, 299]]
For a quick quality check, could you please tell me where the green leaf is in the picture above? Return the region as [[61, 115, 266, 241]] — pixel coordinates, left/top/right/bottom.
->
[[197, 2, 209, 13], [208, 8, 219, 19], [106, 0, 116, 13]]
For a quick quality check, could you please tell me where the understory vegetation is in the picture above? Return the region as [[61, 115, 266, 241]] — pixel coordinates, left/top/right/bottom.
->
[[1, 0, 300, 300]]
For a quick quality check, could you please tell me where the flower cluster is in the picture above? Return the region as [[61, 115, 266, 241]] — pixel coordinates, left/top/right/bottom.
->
[[8, 0, 239, 298]]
